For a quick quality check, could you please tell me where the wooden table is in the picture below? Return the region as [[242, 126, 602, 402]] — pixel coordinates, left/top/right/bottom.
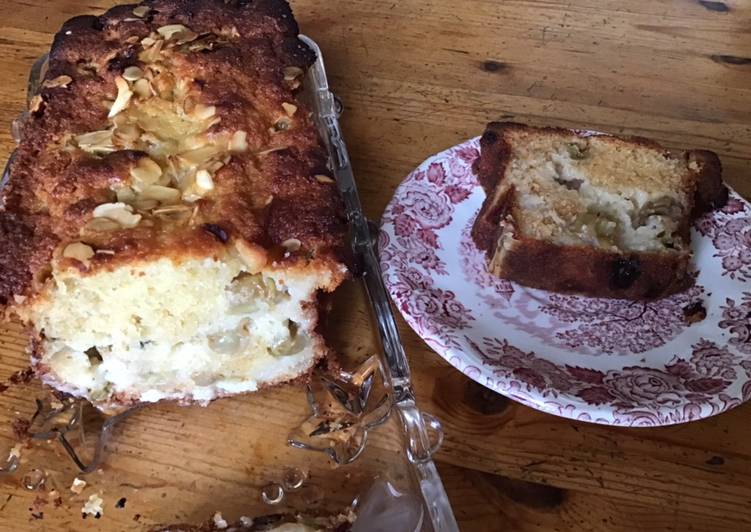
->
[[1, 0, 750, 530]]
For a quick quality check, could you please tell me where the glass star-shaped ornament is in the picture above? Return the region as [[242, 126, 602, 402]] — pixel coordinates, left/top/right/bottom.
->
[[288, 355, 392, 464], [0, 394, 140, 476]]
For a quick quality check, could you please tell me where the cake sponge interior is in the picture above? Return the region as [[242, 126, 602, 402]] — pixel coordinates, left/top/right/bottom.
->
[[28, 255, 323, 409], [505, 132, 691, 253]]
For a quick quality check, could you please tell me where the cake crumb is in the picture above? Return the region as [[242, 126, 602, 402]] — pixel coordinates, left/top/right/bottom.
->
[[82, 493, 103, 519], [213, 511, 228, 529], [70, 477, 87, 494], [683, 301, 707, 324]]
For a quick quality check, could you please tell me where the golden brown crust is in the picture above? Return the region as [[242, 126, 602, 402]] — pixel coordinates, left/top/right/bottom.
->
[[0, 0, 348, 308], [471, 122, 727, 300]]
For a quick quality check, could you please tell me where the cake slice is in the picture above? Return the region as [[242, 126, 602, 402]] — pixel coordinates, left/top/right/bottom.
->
[[471, 122, 727, 300], [0, 0, 348, 412]]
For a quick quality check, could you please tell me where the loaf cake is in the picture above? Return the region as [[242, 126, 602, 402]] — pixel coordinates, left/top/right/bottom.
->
[[471, 122, 727, 299], [0, 0, 348, 412]]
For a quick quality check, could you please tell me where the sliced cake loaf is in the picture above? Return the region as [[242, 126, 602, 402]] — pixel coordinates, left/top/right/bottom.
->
[[471, 122, 727, 300]]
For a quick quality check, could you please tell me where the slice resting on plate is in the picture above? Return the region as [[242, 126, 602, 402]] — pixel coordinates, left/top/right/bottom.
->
[[0, 0, 348, 412], [471, 122, 728, 300]]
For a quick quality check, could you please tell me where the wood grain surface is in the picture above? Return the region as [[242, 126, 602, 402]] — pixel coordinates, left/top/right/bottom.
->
[[1, 0, 750, 531]]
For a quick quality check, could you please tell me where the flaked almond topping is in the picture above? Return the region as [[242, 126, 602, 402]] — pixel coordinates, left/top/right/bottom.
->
[[283, 66, 303, 80], [29, 95, 44, 113], [130, 157, 163, 186], [116, 187, 137, 203], [92, 202, 142, 228], [153, 204, 191, 215], [132, 5, 150, 17], [122, 66, 144, 81], [180, 144, 223, 165], [108, 76, 133, 118], [281, 238, 302, 252], [208, 160, 225, 173], [234, 240, 266, 273], [192, 104, 216, 120], [157, 24, 197, 43], [256, 146, 286, 156], [63, 242, 95, 263], [229, 130, 248, 152], [141, 36, 156, 47], [195, 169, 215, 191], [281, 102, 297, 116], [133, 198, 159, 211], [133, 78, 153, 98], [315, 174, 335, 184], [139, 38, 163, 63], [75, 129, 115, 154], [42, 75, 73, 89], [113, 123, 140, 145], [84, 218, 121, 232], [95, 249, 115, 255], [140, 184, 181, 203]]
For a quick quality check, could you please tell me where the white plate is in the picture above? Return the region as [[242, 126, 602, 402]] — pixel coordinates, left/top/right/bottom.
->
[[380, 137, 751, 427]]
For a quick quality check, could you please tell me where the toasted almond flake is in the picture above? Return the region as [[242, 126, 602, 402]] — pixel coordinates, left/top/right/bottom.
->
[[157, 24, 188, 39], [122, 66, 144, 81], [132, 5, 150, 17], [256, 146, 286, 156], [192, 104, 216, 120], [130, 157, 163, 186], [63, 242, 95, 263], [141, 185, 181, 203], [282, 238, 302, 252], [157, 24, 197, 43], [234, 240, 267, 273], [181, 144, 222, 165], [229, 130, 248, 152], [141, 36, 156, 46], [282, 102, 297, 116], [70, 477, 87, 494], [13, 295, 26, 304], [195, 169, 214, 191], [29, 95, 44, 113], [84, 218, 121, 232], [108, 76, 133, 118], [115, 186, 136, 203], [133, 198, 159, 210], [95, 249, 115, 255], [153, 204, 191, 216], [283, 66, 303, 80], [315, 174, 335, 184], [75, 129, 116, 154], [133, 78, 153, 98], [93, 202, 142, 228], [113, 123, 140, 146], [42, 75, 73, 89], [139, 38, 163, 62]]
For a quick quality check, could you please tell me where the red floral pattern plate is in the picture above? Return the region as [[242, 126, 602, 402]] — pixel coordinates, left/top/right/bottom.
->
[[380, 138, 751, 426]]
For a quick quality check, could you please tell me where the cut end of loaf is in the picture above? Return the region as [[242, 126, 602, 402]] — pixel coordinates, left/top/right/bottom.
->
[[24, 253, 337, 411]]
